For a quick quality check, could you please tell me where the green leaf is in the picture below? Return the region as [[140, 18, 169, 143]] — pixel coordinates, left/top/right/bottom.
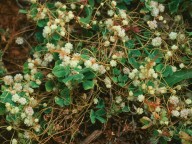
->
[[19, 9, 28, 14], [45, 80, 54, 92], [80, 6, 93, 24], [83, 80, 94, 90], [155, 64, 173, 77], [95, 109, 106, 116], [129, 57, 139, 68], [140, 116, 153, 129], [113, 68, 121, 75], [55, 97, 65, 107], [88, 0, 95, 7], [122, 106, 130, 112], [125, 40, 135, 49], [62, 74, 84, 83], [34, 72, 44, 80], [60, 88, 71, 106], [90, 109, 96, 124], [0, 103, 6, 115], [164, 69, 192, 86], [37, 19, 49, 27], [30, 81, 39, 88], [96, 116, 106, 123], [82, 69, 96, 79], [52, 33, 61, 41], [168, 0, 182, 14], [52, 65, 70, 78], [0, 92, 14, 105], [96, 99, 105, 109]]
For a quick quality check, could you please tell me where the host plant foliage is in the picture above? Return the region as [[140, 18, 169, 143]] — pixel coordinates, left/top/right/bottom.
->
[[0, 0, 192, 144]]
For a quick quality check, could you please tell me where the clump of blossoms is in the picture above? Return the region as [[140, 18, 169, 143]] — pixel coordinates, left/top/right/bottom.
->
[[0, 0, 192, 143]]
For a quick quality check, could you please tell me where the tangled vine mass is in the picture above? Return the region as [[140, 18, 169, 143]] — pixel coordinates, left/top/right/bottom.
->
[[0, 0, 192, 144]]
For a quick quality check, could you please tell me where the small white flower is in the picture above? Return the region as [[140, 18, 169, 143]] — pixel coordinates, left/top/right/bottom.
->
[[104, 41, 110, 47], [122, 20, 129, 25], [3, 75, 14, 85], [43, 26, 51, 38], [25, 107, 34, 116], [166, 51, 172, 57], [91, 63, 99, 71], [171, 110, 180, 117], [169, 95, 179, 105], [169, 32, 178, 40], [155, 106, 161, 112], [123, 67, 130, 74], [150, 1, 158, 8], [70, 3, 76, 9], [6, 126, 12, 131], [137, 95, 145, 102], [12, 94, 20, 102], [13, 83, 22, 91], [93, 98, 98, 104], [65, 43, 73, 50], [136, 108, 143, 114], [152, 37, 162, 47], [172, 66, 177, 72], [115, 96, 122, 104], [180, 109, 189, 118], [19, 97, 27, 105], [185, 99, 192, 105], [129, 91, 133, 96], [11, 139, 18, 144], [111, 1, 117, 7], [110, 60, 117, 67], [147, 20, 157, 29], [15, 37, 24, 45], [171, 45, 178, 50], [107, 10, 114, 17], [179, 63, 185, 68], [151, 7, 159, 17], [158, 4, 165, 12], [84, 60, 92, 68]]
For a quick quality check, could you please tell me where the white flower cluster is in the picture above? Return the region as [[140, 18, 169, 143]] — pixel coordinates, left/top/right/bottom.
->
[[104, 9, 129, 42], [147, 20, 157, 29], [151, 37, 162, 47], [104, 77, 112, 88], [37, 3, 75, 38], [15, 37, 24, 45], [149, 1, 165, 17]]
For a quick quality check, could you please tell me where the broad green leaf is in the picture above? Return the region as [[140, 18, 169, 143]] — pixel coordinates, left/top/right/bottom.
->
[[90, 109, 96, 124], [95, 109, 106, 116], [19, 9, 28, 14], [37, 19, 49, 27], [62, 74, 84, 83], [80, 6, 93, 24], [52, 33, 61, 41], [30, 81, 39, 88], [0, 92, 14, 105], [122, 106, 130, 112], [125, 40, 135, 49], [45, 80, 54, 92], [83, 80, 94, 90], [140, 116, 153, 129], [0, 103, 6, 115], [168, 0, 182, 14], [96, 116, 106, 123], [60, 88, 71, 106], [55, 97, 65, 107], [96, 99, 105, 109], [52, 65, 70, 78], [164, 69, 192, 86]]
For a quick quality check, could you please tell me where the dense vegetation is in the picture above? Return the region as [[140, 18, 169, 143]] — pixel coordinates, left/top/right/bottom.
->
[[0, 0, 191, 143]]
